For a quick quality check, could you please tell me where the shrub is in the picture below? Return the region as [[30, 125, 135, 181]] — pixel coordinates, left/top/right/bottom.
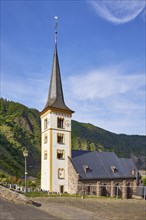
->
[[142, 176, 146, 186]]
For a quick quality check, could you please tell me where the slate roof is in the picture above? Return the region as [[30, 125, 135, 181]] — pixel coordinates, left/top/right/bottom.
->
[[71, 150, 137, 180], [43, 45, 74, 113]]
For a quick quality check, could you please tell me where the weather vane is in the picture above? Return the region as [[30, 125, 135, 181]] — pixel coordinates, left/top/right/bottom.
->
[[54, 16, 58, 44]]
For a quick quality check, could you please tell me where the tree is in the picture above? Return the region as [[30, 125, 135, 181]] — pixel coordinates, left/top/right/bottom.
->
[[9, 176, 17, 184], [17, 178, 22, 185]]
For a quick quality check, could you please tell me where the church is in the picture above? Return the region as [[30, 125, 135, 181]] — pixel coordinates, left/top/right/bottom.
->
[[40, 28, 138, 198]]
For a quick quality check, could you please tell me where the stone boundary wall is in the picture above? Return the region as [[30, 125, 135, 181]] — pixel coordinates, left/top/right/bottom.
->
[[0, 185, 32, 204]]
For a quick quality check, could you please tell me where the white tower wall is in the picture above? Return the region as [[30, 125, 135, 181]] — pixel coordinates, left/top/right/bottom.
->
[[41, 110, 72, 192]]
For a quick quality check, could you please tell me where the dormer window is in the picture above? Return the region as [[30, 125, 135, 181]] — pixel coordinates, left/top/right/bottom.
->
[[132, 168, 136, 176], [57, 117, 64, 129], [111, 166, 118, 173], [83, 165, 92, 173]]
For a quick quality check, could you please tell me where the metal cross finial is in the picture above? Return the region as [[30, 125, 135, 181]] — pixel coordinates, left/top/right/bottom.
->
[[54, 16, 58, 44]]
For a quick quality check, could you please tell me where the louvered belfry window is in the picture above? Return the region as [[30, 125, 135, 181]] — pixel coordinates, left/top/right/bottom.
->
[[57, 117, 64, 128]]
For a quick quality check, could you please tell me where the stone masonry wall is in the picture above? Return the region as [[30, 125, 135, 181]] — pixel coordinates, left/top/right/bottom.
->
[[68, 157, 79, 194], [78, 179, 137, 198]]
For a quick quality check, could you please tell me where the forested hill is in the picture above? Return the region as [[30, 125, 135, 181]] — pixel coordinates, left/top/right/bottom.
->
[[71, 121, 146, 169], [0, 98, 145, 177], [0, 98, 41, 177]]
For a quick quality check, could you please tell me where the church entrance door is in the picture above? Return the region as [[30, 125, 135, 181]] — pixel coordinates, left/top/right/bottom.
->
[[60, 185, 64, 194]]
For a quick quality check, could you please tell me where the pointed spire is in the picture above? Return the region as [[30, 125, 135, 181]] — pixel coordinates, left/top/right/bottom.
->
[[43, 25, 74, 113]]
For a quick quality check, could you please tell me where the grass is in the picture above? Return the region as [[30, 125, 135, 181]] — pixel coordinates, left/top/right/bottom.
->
[[25, 191, 121, 199], [25, 191, 48, 197], [26, 191, 81, 198]]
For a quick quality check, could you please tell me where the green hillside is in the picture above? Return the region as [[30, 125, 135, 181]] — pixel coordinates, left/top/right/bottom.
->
[[0, 98, 145, 178], [0, 98, 41, 177], [71, 121, 146, 168]]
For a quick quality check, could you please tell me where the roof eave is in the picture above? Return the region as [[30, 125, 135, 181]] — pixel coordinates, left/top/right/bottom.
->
[[79, 176, 136, 181], [40, 105, 74, 116]]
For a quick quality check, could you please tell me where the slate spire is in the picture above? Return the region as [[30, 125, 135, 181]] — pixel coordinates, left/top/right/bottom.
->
[[44, 45, 73, 112], [43, 37, 73, 112]]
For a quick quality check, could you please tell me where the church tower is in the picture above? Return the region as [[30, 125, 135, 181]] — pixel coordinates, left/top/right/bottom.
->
[[40, 22, 74, 193]]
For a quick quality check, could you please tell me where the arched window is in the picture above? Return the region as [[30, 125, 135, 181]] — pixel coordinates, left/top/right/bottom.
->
[[57, 117, 64, 128], [57, 133, 64, 144], [57, 149, 65, 159], [58, 168, 65, 179]]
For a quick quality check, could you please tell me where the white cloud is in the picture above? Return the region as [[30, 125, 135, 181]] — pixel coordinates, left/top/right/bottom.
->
[[64, 65, 145, 134], [1, 64, 145, 134], [66, 66, 144, 100], [89, 0, 146, 24]]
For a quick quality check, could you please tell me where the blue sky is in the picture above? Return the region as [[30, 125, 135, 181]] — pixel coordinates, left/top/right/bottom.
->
[[1, 0, 146, 135]]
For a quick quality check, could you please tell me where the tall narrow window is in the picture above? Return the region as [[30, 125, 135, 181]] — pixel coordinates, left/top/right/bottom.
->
[[58, 168, 65, 179], [57, 149, 65, 159], [57, 133, 64, 144], [44, 135, 48, 144], [44, 118, 48, 130], [44, 151, 47, 160], [57, 117, 64, 128]]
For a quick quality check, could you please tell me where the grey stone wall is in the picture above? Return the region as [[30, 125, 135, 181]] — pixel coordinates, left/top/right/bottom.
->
[[78, 179, 137, 198], [68, 157, 79, 194]]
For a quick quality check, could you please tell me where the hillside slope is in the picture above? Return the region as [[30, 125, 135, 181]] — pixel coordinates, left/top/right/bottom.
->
[[71, 121, 146, 168], [0, 98, 41, 177], [0, 98, 145, 177]]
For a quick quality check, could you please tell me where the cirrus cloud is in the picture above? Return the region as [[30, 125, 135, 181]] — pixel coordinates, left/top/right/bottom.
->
[[89, 0, 146, 24], [63, 64, 145, 134], [66, 66, 144, 100]]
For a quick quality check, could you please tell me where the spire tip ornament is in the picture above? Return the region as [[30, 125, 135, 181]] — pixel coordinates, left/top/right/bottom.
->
[[54, 16, 58, 44]]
